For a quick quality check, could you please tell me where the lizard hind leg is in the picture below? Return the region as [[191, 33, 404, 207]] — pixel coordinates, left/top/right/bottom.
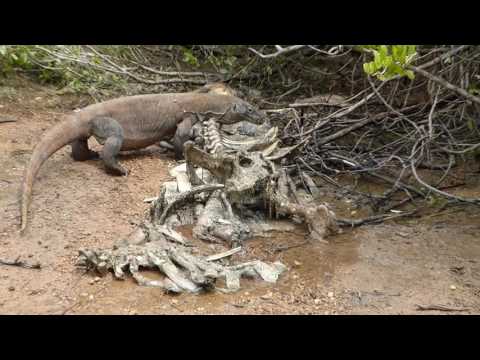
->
[[71, 139, 99, 161], [90, 116, 128, 176]]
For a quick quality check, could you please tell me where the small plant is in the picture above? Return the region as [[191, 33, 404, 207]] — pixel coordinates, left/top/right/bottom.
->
[[361, 45, 417, 81], [0, 45, 129, 94], [182, 48, 200, 67]]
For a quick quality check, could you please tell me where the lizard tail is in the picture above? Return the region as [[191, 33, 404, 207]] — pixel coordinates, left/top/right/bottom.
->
[[20, 117, 89, 234]]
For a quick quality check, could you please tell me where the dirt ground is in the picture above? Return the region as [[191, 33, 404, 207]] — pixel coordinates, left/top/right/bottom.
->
[[1, 77, 479, 315]]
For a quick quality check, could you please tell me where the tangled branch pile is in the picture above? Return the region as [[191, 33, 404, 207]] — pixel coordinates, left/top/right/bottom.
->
[[248, 45, 480, 214]]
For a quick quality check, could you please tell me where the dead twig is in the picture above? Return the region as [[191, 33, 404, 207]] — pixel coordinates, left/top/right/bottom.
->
[[408, 64, 480, 106], [249, 45, 307, 59], [0, 257, 41, 270], [336, 210, 417, 228], [415, 304, 470, 312], [205, 247, 242, 262], [0, 118, 17, 124]]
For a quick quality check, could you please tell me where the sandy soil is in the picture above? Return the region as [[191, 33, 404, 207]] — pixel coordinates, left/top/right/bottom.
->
[[1, 77, 479, 315]]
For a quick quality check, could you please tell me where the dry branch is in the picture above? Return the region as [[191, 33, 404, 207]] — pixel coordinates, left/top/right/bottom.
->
[[409, 64, 480, 106], [0, 258, 41, 270]]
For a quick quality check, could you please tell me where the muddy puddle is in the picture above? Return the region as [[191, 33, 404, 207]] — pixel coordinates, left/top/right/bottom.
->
[[66, 223, 364, 315]]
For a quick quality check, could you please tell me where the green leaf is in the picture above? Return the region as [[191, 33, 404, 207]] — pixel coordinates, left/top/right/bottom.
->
[[374, 53, 383, 69], [467, 117, 476, 131], [0, 45, 7, 56], [379, 45, 389, 58], [363, 62, 374, 74], [405, 70, 415, 80]]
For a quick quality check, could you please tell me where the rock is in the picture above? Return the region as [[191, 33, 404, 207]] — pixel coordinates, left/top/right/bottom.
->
[[450, 285, 457, 290], [261, 292, 273, 300], [314, 299, 321, 305], [294, 260, 302, 267], [88, 295, 94, 301], [328, 292, 334, 298]]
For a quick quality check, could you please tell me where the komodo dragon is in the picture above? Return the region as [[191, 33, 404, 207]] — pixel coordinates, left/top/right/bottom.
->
[[20, 89, 265, 232]]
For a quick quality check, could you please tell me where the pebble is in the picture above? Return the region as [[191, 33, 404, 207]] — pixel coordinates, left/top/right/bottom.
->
[[314, 299, 321, 305], [261, 292, 273, 300], [88, 295, 94, 301], [328, 292, 334, 298], [80, 292, 88, 297], [197, 307, 205, 312], [450, 285, 457, 290], [294, 260, 302, 267], [89, 277, 102, 285], [8, 286, 15, 292]]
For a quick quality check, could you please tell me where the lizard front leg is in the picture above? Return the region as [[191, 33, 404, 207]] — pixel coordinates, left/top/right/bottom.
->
[[172, 115, 196, 160]]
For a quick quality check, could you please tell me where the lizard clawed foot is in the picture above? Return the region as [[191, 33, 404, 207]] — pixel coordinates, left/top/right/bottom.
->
[[89, 151, 100, 160], [71, 150, 100, 161], [106, 164, 129, 176]]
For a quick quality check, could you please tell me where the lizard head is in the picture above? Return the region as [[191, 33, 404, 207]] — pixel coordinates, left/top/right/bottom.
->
[[223, 100, 266, 125]]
